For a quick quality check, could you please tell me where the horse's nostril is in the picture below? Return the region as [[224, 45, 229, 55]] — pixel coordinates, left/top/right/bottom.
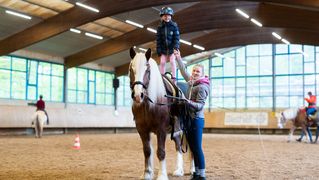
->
[[141, 93, 144, 99]]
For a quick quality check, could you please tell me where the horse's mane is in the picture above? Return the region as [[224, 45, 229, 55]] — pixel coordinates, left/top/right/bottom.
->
[[148, 58, 166, 102], [132, 52, 166, 104], [282, 108, 299, 120]]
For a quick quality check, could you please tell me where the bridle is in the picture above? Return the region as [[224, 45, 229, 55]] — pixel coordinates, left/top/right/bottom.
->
[[130, 62, 150, 100], [129, 62, 178, 106]]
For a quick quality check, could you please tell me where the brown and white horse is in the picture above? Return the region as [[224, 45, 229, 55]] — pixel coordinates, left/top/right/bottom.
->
[[129, 47, 184, 180], [277, 108, 311, 143]]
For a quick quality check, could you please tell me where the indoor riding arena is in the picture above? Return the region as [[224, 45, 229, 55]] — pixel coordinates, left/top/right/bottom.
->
[[1, 1, 319, 180]]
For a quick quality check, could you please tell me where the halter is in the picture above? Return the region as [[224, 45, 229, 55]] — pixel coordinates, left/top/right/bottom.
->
[[130, 81, 147, 90], [130, 62, 150, 99]]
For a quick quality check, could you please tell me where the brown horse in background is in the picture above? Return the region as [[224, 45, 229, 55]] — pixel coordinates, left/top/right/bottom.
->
[[128, 47, 184, 180]]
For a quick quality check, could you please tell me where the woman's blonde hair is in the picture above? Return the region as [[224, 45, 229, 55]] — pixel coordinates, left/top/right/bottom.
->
[[193, 64, 205, 76]]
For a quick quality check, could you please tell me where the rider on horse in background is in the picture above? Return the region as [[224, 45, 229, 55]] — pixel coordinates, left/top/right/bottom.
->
[[304, 91, 317, 124], [296, 91, 317, 142], [36, 95, 49, 125]]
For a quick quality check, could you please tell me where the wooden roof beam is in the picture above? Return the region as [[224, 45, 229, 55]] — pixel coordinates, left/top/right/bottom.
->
[[66, 2, 319, 68], [115, 27, 319, 76], [0, 0, 209, 56]]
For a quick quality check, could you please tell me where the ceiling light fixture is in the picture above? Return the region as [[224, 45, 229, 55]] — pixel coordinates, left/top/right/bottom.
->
[[76, 2, 99, 13], [138, 48, 147, 52], [281, 38, 290, 45], [180, 39, 192, 46], [272, 32, 282, 40], [146, 27, 157, 33], [235, 9, 249, 19], [5, 10, 31, 20], [250, 18, 262, 27], [70, 28, 81, 34], [85, 32, 103, 40], [125, 20, 144, 28], [193, 44, 205, 51]]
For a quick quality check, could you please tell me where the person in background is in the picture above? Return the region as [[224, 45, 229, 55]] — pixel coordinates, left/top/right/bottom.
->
[[174, 49, 209, 180], [304, 91, 316, 121], [156, 6, 180, 82], [36, 95, 49, 125], [297, 91, 317, 142]]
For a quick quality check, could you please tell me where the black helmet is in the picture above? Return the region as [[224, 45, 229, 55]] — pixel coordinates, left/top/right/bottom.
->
[[40, 95, 43, 99], [308, 91, 312, 95], [160, 7, 174, 16]]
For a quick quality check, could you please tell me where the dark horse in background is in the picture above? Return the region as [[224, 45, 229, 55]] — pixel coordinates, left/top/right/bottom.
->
[[129, 47, 185, 180]]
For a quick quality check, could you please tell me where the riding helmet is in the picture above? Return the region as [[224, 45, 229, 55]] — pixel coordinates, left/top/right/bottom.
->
[[160, 7, 174, 16]]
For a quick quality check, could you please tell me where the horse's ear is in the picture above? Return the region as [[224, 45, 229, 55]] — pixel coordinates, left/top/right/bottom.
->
[[130, 47, 136, 59], [145, 48, 151, 61]]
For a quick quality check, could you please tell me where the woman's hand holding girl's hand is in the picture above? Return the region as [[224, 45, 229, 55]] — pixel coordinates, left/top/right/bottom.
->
[[174, 49, 181, 60]]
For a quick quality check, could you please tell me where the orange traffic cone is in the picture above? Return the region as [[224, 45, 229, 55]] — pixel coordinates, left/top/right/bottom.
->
[[73, 134, 80, 150]]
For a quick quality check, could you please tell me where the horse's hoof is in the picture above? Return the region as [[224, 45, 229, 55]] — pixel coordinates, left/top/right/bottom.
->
[[189, 168, 195, 175], [140, 171, 154, 180], [173, 168, 184, 176], [156, 174, 168, 180]]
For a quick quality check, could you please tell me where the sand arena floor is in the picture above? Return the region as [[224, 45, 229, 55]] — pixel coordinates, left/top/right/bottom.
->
[[0, 133, 319, 180]]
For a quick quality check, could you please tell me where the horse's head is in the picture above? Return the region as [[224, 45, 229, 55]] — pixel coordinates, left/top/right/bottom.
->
[[128, 47, 152, 104], [276, 108, 299, 129], [276, 112, 285, 129]]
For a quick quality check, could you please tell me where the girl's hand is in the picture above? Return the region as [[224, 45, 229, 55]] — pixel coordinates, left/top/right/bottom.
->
[[174, 49, 181, 60]]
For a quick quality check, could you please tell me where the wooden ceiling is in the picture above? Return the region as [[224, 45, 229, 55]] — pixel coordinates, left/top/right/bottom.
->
[[0, 0, 318, 76]]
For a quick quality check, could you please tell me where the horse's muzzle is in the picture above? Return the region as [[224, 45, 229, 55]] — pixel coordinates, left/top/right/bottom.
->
[[132, 92, 144, 103]]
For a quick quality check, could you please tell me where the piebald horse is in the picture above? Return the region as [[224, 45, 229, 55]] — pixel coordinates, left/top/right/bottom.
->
[[129, 47, 184, 180], [31, 110, 48, 138], [277, 108, 311, 142]]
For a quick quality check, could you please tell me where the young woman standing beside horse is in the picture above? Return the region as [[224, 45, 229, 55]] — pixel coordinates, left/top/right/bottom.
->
[[174, 49, 210, 180]]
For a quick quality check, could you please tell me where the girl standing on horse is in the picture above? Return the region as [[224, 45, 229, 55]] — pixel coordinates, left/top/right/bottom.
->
[[174, 49, 209, 180], [156, 6, 180, 83]]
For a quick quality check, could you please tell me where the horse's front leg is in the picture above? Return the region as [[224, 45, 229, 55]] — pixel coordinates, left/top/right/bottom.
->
[[189, 151, 195, 175], [288, 126, 295, 142], [138, 131, 154, 180], [172, 134, 184, 177], [156, 131, 168, 180]]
